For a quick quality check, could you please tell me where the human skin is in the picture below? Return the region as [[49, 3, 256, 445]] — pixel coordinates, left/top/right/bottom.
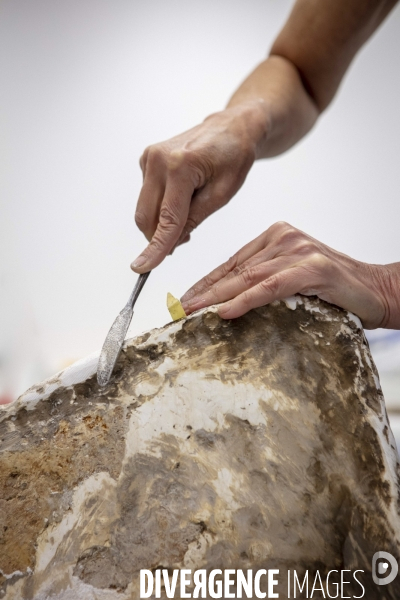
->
[[180, 222, 400, 330], [131, 0, 399, 327]]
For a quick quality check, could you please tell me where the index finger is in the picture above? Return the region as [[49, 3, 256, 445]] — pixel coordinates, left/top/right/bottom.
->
[[131, 174, 195, 272], [180, 230, 270, 304]]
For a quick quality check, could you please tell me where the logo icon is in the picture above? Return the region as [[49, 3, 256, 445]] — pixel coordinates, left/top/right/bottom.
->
[[372, 551, 398, 585]]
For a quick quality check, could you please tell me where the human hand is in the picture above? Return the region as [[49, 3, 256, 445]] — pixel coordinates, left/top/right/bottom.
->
[[131, 101, 268, 272], [181, 221, 400, 329]]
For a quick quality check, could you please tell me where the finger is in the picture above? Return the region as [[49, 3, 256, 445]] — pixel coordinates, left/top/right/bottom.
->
[[135, 173, 165, 242], [183, 222, 323, 305], [131, 173, 195, 272], [174, 168, 257, 253], [170, 233, 191, 255], [181, 229, 273, 304], [170, 181, 225, 250], [139, 151, 147, 175], [179, 234, 191, 245], [182, 243, 285, 310], [182, 256, 293, 313], [218, 266, 311, 319], [174, 234, 190, 250], [174, 226, 193, 249]]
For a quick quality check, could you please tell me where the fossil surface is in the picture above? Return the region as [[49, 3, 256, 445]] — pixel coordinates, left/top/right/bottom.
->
[[0, 296, 399, 599]]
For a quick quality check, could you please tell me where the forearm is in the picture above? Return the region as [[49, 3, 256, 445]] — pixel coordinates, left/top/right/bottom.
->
[[226, 55, 320, 159], [132, 0, 399, 272], [224, 0, 398, 161]]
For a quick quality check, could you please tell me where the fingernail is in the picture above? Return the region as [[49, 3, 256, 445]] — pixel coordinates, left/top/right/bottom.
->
[[131, 255, 147, 269]]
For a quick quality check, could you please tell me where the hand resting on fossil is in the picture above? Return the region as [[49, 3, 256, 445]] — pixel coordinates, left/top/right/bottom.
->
[[181, 221, 400, 330]]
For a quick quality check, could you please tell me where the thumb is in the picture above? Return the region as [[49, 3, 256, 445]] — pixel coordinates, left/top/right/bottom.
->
[[131, 176, 194, 272]]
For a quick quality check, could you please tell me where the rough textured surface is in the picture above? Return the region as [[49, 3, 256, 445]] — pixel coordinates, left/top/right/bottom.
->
[[1, 296, 399, 599]]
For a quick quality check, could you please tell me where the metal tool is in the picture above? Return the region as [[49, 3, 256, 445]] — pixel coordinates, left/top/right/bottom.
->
[[97, 271, 151, 387]]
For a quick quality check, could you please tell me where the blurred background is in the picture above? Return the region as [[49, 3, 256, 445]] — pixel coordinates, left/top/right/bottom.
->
[[1, 1, 399, 444]]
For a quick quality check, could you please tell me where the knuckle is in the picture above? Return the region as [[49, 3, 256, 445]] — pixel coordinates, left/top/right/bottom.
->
[[166, 147, 215, 187], [309, 252, 331, 273], [202, 274, 215, 289], [222, 254, 238, 277], [148, 234, 164, 252], [265, 221, 298, 245], [146, 145, 165, 168], [226, 254, 238, 271], [296, 240, 315, 255], [276, 220, 291, 229], [280, 226, 301, 245], [231, 264, 246, 278], [181, 147, 195, 163], [166, 147, 193, 172], [271, 220, 292, 234], [260, 274, 280, 296], [159, 205, 181, 229], [135, 210, 149, 232], [240, 266, 257, 288]]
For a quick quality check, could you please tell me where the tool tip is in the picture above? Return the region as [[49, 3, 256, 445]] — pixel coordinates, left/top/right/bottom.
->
[[97, 371, 110, 388]]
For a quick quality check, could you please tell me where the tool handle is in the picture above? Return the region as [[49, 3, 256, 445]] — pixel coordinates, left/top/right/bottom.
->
[[126, 271, 151, 309]]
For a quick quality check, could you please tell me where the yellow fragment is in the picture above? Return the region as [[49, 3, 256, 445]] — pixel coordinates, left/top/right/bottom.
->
[[167, 292, 187, 321]]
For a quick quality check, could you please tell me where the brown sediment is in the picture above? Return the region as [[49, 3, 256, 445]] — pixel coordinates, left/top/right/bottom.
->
[[0, 297, 399, 599], [0, 395, 127, 582]]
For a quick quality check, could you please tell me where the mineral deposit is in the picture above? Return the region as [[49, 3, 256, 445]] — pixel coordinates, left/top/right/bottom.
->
[[1, 296, 399, 599]]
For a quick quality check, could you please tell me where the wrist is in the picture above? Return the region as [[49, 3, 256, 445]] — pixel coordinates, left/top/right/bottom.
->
[[205, 100, 271, 160]]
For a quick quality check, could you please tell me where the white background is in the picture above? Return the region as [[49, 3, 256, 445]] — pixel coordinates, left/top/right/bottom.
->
[[1, 0, 400, 399]]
